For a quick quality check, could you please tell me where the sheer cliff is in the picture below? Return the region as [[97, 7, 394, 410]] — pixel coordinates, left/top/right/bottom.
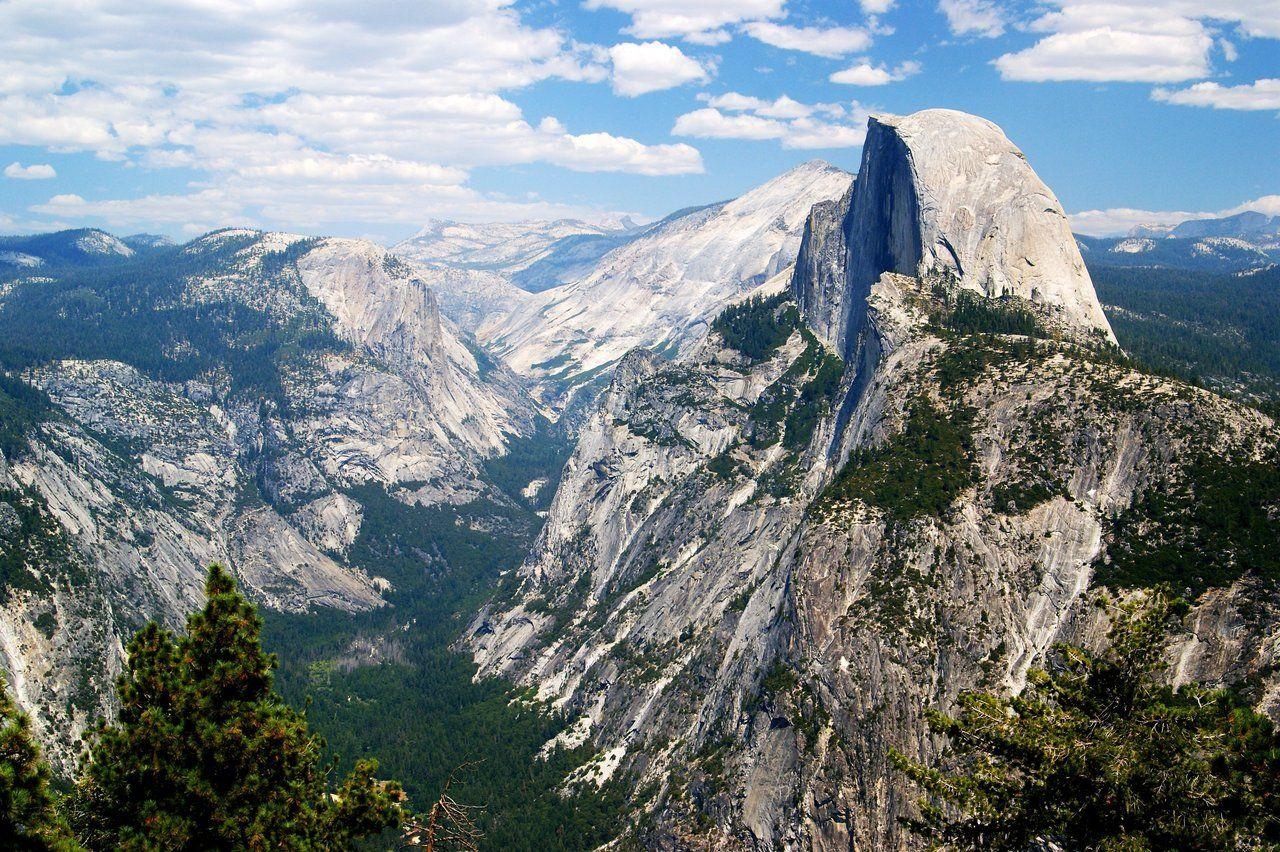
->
[[467, 110, 1279, 849], [0, 230, 538, 768], [478, 161, 853, 407]]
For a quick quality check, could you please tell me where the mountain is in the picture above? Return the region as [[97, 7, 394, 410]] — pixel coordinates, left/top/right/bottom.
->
[[1077, 233, 1277, 273], [122, 232, 175, 251], [410, 266, 536, 335], [466, 109, 1279, 849], [0, 228, 137, 275], [480, 161, 854, 405], [1074, 209, 1280, 275], [0, 229, 541, 767], [1170, 210, 1280, 243], [393, 218, 639, 294], [796, 110, 1114, 357]]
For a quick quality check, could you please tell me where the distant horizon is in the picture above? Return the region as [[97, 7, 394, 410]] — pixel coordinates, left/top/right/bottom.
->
[[1, 1, 1276, 242], [3, 184, 1276, 244]]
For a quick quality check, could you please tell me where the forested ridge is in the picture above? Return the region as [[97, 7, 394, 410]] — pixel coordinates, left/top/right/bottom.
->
[[1, 243, 1278, 849], [1090, 263, 1280, 411]]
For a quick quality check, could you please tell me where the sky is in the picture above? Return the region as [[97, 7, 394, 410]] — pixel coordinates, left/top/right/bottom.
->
[[0, 0, 1276, 242]]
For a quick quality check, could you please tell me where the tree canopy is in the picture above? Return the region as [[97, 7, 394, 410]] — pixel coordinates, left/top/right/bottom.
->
[[0, 672, 80, 851], [67, 564, 404, 850]]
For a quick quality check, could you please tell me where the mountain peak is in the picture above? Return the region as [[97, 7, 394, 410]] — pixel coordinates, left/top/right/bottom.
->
[[795, 107, 1114, 357]]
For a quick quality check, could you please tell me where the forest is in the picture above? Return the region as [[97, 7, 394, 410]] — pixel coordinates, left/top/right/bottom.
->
[[1089, 263, 1280, 411]]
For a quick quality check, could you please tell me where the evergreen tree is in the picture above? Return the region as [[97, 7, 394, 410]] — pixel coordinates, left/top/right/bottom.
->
[[68, 564, 403, 850], [0, 673, 80, 851], [894, 589, 1280, 851]]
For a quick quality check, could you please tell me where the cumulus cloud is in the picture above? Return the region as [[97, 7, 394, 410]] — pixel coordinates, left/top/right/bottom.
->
[[585, 0, 784, 43], [938, 0, 1007, 38], [4, 162, 56, 179], [860, 0, 895, 15], [609, 41, 710, 96], [830, 60, 921, 86], [1153, 78, 1280, 110], [674, 94, 871, 149], [1069, 194, 1280, 236], [741, 22, 873, 57], [990, 2, 1280, 83], [674, 109, 787, 140], [0, 0, 702, 235]]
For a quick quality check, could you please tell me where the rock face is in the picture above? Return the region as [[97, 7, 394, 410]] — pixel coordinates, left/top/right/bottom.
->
[[467, 110, 1279, 849], [481, 161, 853, 405], [392, 218, 625, 278], [797, 110, 1114, 359], [0, 230, 537, 769], [410, 266, 534, 335]]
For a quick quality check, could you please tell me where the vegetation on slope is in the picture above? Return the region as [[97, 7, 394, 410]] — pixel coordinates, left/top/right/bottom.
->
[[712, 291, 797, 362], [896, 590, 1280, 851], [0, 673, 79, 851], [0, 373, 55, 459], [823, 399, 976, 520], [0, 485, 84, 604], [1098, 446, 1280, 597], [0, 236, 342, 401]]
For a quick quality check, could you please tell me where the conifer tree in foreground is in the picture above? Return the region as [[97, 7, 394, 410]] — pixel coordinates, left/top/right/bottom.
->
[[67, 564, 404, 850], [0, 673, 80, 851], [895, 589, 1280, 851]]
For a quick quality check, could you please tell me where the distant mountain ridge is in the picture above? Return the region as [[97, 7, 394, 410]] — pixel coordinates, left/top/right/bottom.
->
[[0, 228, 139, 273], [393, 218, 642, 294], [477, 160, 854, 406], [1075, 209, 1280, 274]]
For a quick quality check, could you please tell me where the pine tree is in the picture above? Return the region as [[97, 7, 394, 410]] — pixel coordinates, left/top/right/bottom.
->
[[0, 673, 80, 851], [894, 589, 1280, 851], [68, 564, 403, 850]]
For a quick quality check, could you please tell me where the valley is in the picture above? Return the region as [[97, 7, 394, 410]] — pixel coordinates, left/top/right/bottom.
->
[[1, 108, 1277, 850]]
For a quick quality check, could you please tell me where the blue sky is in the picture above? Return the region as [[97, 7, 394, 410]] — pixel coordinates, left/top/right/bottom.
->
[[0, 0, 1276, 242]]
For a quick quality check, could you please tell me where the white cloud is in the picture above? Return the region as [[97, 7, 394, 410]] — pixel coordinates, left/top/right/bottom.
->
[[4, 162, 56, 180], [830, 60, 920, 86], [1153, 78, 1280, 110], [674, 108, 787, 140], [609, 41, 710, 96], [703, 92, 832, 119], [784, 117, 869, 149], [536, 118, 703, 174], [989, 2, 1280, 83], [938, 0, 1007, 38], [585, 0, 784, 42], [1069, 194, 1280, 236], [0, 0, 707, 235], [741, 22, 873, 57], [860, 0, 895, 15], [1069, 206, 1202, 236], [674, 95, 872, 149]]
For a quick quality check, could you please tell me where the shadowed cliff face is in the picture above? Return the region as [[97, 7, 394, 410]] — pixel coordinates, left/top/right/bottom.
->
[[795, 110, 1115, 362], [468, 109, 1276, 850]]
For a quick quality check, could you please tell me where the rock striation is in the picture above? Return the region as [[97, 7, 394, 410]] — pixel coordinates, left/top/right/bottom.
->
[[480, 161, 853, 406], [467, 109, 1278, 850]]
